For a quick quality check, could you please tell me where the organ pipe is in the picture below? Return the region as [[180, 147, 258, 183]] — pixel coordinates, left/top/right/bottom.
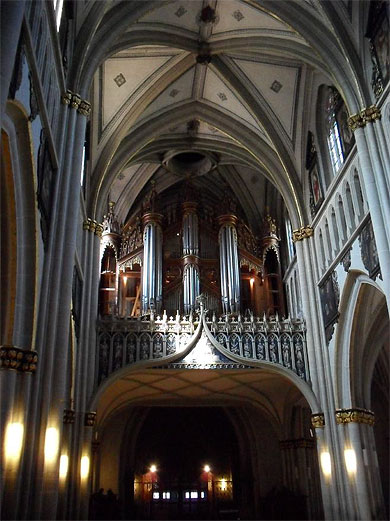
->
[[218, 215, 240, 314], [141, 213, 163, 314]]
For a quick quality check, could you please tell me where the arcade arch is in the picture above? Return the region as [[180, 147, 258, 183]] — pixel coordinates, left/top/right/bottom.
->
[[92, 366, 323, 520]]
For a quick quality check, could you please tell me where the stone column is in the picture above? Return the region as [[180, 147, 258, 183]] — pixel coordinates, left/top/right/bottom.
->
[[0, 350, 37, 520], [182, 202, 200, 313], [335, 408, 386, 520], [294, 230, 354, 520], [141, 212, 163, 314], [218, 215, 240, 314], [68, 221, 103, 520], [0, 1, 26, 125], [348, 108, 390, 310], [15, 97, 72, 521], [25, 92, 91, 520]]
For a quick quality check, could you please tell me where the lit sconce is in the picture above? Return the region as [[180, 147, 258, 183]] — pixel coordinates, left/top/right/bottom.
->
[[123, 276, 127, 284], [344, 449, 357, 474], [80, 455, 90, 480], [150, 464, 157, 473], [59, 454, 69, 479], [221, 478, 227, 491], [320, 451, 332, 477], [203, 464, 211, 473], [44, 427, 59, 464], [4, 422, 24, 463], [250, 277, 255, 286]]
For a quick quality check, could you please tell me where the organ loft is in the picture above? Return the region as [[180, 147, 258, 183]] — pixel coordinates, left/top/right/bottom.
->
[[100, 183, 284, 321]]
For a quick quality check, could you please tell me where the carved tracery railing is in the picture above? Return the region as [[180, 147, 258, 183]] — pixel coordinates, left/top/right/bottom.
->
[[96, 300, 309, 386]]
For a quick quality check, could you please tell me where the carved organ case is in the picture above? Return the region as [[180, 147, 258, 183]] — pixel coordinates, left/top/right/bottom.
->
[[98, 186, 285, 318]]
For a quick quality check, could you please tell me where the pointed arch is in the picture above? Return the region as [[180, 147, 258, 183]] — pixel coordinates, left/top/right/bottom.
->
[[2, 101, 39, 350]]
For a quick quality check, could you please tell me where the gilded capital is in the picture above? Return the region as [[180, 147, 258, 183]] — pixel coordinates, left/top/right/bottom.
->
[[292, 226, 314, 242], [348, 105, 381, 131], [78, 99, 91, 117], [361, 105, 381, 123], [71, 92, 81, 110], [61, 90, 73, 105], [347, 112, 364, 131], [0, 345, 38, 373], [95, 223, 104, 238], [83, 218, 92, 231], [63, 409, 75, 424], [311, 412, 325, 429], [280, 438, 316, 449], [335, 408, 375, 426], [85, 411, 97, 427]]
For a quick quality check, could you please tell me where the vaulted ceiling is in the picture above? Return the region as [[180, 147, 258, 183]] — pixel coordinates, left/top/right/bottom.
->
[[84, 0, 364, 228]]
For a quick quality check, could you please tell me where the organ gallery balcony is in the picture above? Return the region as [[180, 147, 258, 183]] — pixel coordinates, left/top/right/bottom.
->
[[96, 297, 309, 386]]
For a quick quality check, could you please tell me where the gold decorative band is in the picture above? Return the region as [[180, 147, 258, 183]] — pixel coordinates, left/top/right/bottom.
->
[[0, 345, 38, 373], [217, 214, 238, 227], [280, 438, 316, 449], [335, 408, 375, 426], [63, 409, 75, 424], [61, 90, 91, 117], [347, 105, 381, 131], [293, 226, 314, 242], [85, 411, 97, 427], [142, 212, 163, 227], [83, 218, 104, 237], [311, 413, 325, 429]]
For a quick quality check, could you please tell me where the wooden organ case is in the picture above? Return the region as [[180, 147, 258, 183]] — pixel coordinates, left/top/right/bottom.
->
[[98, 191, 285, 319]]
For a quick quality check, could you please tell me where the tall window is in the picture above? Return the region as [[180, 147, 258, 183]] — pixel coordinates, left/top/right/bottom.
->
[[326, 88, 344, 174]]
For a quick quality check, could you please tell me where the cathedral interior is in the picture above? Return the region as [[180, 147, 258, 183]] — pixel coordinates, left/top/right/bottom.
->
[[1, 1, 389, 520]]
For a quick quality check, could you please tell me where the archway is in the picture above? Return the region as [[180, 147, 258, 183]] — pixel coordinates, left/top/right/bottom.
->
[[336, 274, 390, 519], [91, 367, 323, 520]]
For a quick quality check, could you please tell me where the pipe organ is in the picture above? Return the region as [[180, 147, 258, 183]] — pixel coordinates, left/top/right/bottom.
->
[[141, 212, 163, 314], [182, 202, 200, 313], [99, 193, 285, 318]]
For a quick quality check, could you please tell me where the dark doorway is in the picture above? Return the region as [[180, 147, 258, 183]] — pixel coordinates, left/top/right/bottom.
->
[[127, 407, 244, 520]]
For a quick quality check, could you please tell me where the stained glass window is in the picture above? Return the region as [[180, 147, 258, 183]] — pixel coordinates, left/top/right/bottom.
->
[[326, 88, 344, 174]]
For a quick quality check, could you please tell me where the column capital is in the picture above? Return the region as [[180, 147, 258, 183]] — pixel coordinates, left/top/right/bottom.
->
[[335, 408, 375, 426], [85, 411, 97, 427], [218, 214, 238, 227], [63, 409, 75, 424], [0, 345, 38, 373], [292, 226, 314, 242], [280, 438, 316, 450], [311, 412, 325, 429], [61, 90, 91, 117], [83, 218, 103, 237], [348, 105, 381, 131]]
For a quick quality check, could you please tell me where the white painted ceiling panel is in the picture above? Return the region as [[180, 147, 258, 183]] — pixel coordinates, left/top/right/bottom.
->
[[102, 54, 174, 127], [136, 66, 196, 123], [202, 67, 262, 132], [138, 0, 203, 33], [213, 0, 290, 35], [233, 58, 299, 138]]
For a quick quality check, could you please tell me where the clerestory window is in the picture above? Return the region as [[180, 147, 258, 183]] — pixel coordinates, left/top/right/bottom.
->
[[326, 88, 344, 174]]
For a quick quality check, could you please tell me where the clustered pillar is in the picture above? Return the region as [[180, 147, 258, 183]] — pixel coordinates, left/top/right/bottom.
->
[[218, 214, 241, 314]]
